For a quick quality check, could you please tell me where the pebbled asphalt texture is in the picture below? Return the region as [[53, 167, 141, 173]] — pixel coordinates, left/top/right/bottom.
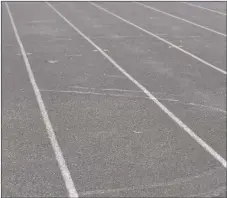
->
[[2, 2, 226, 197]]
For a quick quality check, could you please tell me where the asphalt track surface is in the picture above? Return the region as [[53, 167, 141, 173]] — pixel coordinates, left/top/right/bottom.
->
[[2, 2, 226, 197]]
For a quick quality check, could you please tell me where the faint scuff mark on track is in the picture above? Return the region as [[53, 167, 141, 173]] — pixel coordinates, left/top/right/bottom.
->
[[40, 88, 226, 114]]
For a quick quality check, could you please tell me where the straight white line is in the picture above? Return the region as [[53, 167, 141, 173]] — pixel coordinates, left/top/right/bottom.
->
[[5, 3, 78, 198], [182, 2, 226, 16], [46, 2, 227, 168], [90, 2, 226, 75], [135, 2, 226, 37]]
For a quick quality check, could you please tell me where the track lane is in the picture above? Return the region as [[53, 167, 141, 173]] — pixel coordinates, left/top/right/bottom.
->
[[49, 2, 226, 159], [93, 2, 226, 72], [2, 4, 69, 197]]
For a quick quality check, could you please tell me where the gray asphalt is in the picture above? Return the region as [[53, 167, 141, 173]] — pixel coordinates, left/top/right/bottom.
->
[[2, 2, 226, 197]]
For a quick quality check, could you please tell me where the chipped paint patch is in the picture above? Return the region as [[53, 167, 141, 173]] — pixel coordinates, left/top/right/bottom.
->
[[133, 131, 143, 134], [47, 60, 59, 64]]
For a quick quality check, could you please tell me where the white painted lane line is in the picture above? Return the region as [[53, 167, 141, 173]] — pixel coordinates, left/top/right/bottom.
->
[[135, 2, 226, 37], [182, 2, 226, 16], [5, 3, 78, 198], [90, 2, 226, 75], [46, 2, 227, 168]]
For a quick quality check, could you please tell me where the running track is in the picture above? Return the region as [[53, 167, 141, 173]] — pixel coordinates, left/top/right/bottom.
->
[[2, 2, 226, 197]]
